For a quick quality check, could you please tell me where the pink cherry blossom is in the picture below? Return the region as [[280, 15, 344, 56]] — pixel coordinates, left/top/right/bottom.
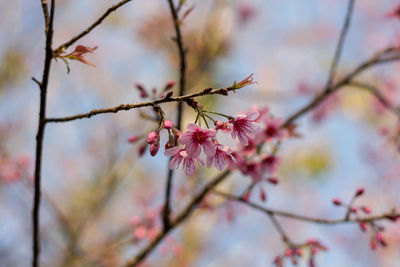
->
[[263, 116, 287, 142], [165, 147, 204, 176], [178, 124, 217, 158], [206, 144, 235, 171], [260, 155, 280, 175], [231, 112, 260, 146]]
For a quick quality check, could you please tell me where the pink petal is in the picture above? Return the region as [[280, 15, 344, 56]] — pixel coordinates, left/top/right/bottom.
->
[[178, 132, 193, 144], [183, 158, 196, 176], [186, 142, 201, 158], [202, 139, 216, 157]]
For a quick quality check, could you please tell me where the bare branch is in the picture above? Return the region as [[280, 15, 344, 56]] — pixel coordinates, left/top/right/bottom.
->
[[213, 191, 400, 225], [325, 0, 355, 90], [45, 86, 241, 123], [162, 0, 188, 232], [53, 0, 134, 55]]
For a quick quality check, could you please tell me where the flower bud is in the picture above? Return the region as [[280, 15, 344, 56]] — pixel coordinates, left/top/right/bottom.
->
[[355, 187, 365, 197], [361, 206, 372, 214], [147, 131, 159, 144], [164, 80, 175, 91], [128, 135, 141, 143], [332, 198, 341, 206], [150, 143, 160, 156], [163, 120, 173, 130]]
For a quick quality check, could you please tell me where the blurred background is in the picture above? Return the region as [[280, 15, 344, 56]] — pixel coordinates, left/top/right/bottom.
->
[[1, 0, 400, 266]]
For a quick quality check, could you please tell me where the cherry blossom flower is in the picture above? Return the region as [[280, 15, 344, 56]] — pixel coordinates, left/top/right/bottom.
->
[[179, 124, 217, 158], [263, 116, 287, 141], [206, 144, 235, 171], [165, 147, 204, 176], [260, 155, 280, 175], [231, 112, 260, 146]]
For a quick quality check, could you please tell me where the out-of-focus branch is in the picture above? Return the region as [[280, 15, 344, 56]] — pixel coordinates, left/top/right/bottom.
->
[[163, 0, 188, 232], [283, 47, 400, 128], [213, 191, 400, 225], [349, 81, 400, 117], [33, 0, 55, 266], [325, 0, 355, 90], [125, 170, 231, 267], [53, 0, 134, 55], [45, 86, 241, 123]]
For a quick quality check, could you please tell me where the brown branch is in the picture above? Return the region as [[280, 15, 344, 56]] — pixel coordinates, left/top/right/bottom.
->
[[325, 0, 355, 90], [125, 170, 231, 266], [33, 0, 55, 266], [283, 47, 400, 128], [53, 0, 134, 55], [163, 0, 188, 232], [349, 81, 400, 117], [213, 191, 400, 225], [45, 86, 238, 123], [40, 0, 49, 29]]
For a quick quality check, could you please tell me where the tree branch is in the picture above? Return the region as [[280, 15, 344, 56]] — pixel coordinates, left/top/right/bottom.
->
[[45, 86, 240, 123], [53, 0, 134, 55], [213, 191, 400, 225], [162, 0, 188, 232], [125, 170, 231, 266], [33, 0, 55, 266], [325, 0, 355, 90]]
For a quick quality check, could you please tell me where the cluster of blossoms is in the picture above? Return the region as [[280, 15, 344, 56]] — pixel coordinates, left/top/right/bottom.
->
[[162, 105, 290, 178], [273, 238, 328, 267], [332, 188, 399, 250]]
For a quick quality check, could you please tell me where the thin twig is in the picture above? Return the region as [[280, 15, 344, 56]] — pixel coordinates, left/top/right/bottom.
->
[[213, 191, 400, 225], [45, 86, 238, 123], [283, 47, 400, 128], [349, 81, 400, 117], [325, 0, 355, 90], [162, 0, 188, 231], [53, 0, 134, 55], [33, 0, 55, 266]]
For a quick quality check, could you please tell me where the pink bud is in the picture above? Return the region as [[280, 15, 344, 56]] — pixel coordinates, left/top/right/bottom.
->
[[285, 248, 293, 257], [259, 188, 266, 202], [138, 143, 147, 157], [370, 240, 377, 250], [150, 143, 160, 156], [165, 80, 175, 90], [147, 131, 159, 144], [359, 221, 367, 232], [361, 206, 372, 214], [355, 187, 365, 197], [163, 120, 173, 130], [129, 215, 141, 226], [267, 177, 279, 185], [350, 207, 358, 213], [133, 226, 148, 240], [128, 135, 141, 143], [242, 190, 251, 202], [295, 248, 302, 256], [332, 198, 341, 206]]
